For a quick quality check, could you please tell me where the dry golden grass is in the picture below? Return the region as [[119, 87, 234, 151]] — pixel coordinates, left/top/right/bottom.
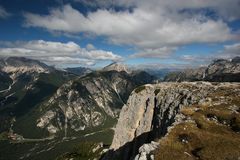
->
[[181, 107, 197, 116], [155, 86, 240, 160]]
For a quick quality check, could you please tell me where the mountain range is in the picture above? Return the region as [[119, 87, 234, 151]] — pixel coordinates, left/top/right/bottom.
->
[[164, 57, 240, 82], [0, 57, 154, 160], [0, 56, 240, 160]]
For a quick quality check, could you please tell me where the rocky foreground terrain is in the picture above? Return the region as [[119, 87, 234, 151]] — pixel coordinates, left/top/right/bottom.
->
[[105, 82, 240, 160]]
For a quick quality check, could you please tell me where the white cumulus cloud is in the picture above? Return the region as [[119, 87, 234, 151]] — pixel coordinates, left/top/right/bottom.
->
[[23, 1, 239, 59], [0, 40, 122, 66], [218, 43, 240, 58], [130, 47, 178, 58]]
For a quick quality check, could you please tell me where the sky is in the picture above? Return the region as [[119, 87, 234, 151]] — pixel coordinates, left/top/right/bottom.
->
[[0, 0, 239, 69]]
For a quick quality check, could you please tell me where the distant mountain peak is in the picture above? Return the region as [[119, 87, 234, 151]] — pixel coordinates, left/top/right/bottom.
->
[[103, 62, 130, 73], [164, 56, 240, 82], [0, 56, 52, 75], [65, 66, 92, 76], [231, 56, 240, 63]]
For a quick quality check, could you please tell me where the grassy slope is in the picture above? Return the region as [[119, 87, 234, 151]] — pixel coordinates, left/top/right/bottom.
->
[[155, 85, 240, 160]]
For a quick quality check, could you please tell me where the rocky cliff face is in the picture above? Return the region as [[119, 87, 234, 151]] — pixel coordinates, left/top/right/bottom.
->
[[164, 57, 240, 82], [108, 82, 240, 160]]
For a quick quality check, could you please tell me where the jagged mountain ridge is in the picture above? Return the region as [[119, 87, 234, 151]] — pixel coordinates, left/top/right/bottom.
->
[[0, 57, 155, 160], [164, 57, 240, 82], [0, 57, 53, 75], [0, 57, 52, 91], [36, 70, 155, 135], [0, 56, 239, 160], [0, 57, 155, 139]]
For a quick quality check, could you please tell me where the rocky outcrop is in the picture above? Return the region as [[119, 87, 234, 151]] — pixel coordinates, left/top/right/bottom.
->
[[164, 57, 240, 82], [108, 82, 237, 160], [134, 141, 159, 160]]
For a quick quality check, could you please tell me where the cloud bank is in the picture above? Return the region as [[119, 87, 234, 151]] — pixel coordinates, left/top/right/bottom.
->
[[177, 42, 240, 67], [0, 40, 122, 66]]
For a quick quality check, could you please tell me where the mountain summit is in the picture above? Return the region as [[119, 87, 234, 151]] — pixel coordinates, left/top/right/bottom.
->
[[102, 62, 130, 73]]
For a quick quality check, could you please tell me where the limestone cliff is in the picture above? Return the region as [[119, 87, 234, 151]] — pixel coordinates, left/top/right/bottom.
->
[[108, 82, 240, 160]]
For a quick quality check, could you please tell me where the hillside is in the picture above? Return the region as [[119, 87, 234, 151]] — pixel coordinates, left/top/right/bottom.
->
[[0, 57, 76, 132], [33, 70, 154, 137]]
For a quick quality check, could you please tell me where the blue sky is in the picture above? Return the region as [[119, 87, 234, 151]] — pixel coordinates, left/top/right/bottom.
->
[[0, 0, 239, 69]]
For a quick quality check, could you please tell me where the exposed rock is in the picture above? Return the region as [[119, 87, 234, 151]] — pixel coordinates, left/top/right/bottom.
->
[[37, 110, 56, 128], [111, 82, 209, 150], [108, 82, 240, 160], [134, 141, 159, 160], [110, 84, 155, 150]]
